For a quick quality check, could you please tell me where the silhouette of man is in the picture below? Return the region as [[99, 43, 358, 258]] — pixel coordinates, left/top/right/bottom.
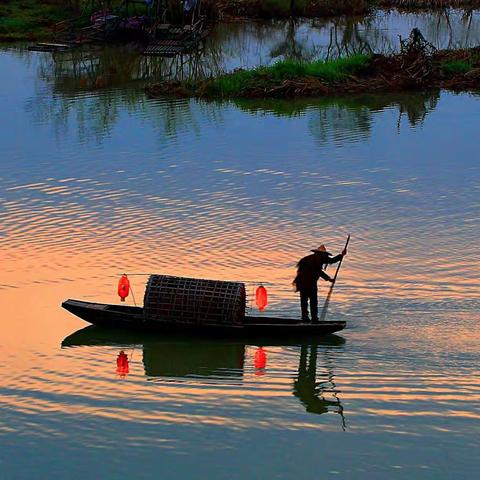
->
[[293, 244, 346, 323]]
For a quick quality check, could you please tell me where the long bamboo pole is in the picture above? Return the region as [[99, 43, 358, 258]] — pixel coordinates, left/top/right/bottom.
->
[[319, 235, 350, 322], [331, 234, 350, 285]]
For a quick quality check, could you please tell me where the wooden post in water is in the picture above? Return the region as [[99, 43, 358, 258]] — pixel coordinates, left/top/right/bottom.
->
[[319, 235, 350, 322]]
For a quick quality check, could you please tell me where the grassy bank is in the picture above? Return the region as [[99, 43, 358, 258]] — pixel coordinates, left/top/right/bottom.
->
[[0, 0, 73, 41], [146, 46, 480, 99], [197, 55, 371, 96]]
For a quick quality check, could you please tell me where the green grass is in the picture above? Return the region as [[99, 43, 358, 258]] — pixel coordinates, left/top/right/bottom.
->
[[0, 0, 131, 40], [441, 60, 472, 76], [207, 55, 371, 95], [0, 0, 73, 40]]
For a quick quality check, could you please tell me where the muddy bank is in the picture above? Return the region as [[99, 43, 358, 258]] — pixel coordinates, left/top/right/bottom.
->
[[146, 34, 480, 99]]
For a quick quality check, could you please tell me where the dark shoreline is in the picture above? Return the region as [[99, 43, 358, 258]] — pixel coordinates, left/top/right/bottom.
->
[[2, 1, 480, 42], [211, 0, 480, 21]]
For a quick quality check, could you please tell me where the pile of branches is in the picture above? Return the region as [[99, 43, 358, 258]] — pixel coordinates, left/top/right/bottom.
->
[[358, 27, 439, 91], [399, 28, 437, 83]]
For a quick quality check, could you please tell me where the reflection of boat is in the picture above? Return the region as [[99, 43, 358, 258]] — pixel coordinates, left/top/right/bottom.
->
[[62, 326, 345, 379], [62, 299, 346, 337], [62, 326, 346, 423], [143, 341, 244, 378], [63, 326, 245, 378], [62, 325, 346, 348]]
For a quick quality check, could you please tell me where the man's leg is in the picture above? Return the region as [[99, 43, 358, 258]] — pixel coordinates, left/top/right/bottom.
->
[[300, 290, 310, 322], [310, 288, 318, 322]]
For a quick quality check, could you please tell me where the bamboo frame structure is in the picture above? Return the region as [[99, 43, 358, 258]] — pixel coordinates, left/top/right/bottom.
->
[[143, 275, 246, 325]]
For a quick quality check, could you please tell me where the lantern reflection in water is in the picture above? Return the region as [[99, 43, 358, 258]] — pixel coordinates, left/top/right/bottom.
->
[[254, 346, 267, 376], [116, 350, 129, 378]]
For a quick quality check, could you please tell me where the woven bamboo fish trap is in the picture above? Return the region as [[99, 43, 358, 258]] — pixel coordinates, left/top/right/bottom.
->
[[143, 275, 246, 326]]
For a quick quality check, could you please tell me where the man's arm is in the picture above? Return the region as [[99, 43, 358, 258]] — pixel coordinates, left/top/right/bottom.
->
[[319, 270, 333, 282], [326, 253, 344, 264]]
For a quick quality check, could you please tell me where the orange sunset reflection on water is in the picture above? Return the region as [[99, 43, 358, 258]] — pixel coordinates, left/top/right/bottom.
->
[[1, 181, 478, 308], [1, 43, 480, 478]]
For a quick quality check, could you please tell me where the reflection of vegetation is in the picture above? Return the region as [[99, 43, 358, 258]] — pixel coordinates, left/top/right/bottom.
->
[[310, 92, 440, 143], [275, 9, 480, 61], [266, 15, 391, 64], [234, 91, 440, 144], [25, 37, 440, 142], [23, 43, 227, 142], [14, 11, 471, 141], [309, 101, 372, 146], [25, 80, 223, 144], [270, 18, 313, 61], [35, 44, 225, 93]]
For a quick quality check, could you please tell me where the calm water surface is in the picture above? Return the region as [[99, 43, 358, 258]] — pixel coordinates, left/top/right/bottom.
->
[[1, 12, 480, 480]]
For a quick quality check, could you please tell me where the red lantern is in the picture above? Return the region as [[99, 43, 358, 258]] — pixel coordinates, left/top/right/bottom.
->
[[116, 351, 129, 378], [255, 285, 268, 312], [118, 274, 130, 302]]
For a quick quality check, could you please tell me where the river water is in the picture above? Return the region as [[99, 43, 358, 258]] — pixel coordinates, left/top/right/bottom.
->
[[1, 10, 480, 480]]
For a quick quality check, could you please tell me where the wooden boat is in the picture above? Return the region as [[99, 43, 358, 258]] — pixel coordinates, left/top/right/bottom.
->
[[62, 299, 346, 338], [62, 274, 347, 337]]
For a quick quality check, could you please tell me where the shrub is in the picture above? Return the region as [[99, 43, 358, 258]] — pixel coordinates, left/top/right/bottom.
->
[[441, 60, 472, 76], [209, 55, 371, 94]]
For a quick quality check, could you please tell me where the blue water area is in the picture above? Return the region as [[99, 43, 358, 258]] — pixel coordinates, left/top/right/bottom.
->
[[0, 13, 480, 480]]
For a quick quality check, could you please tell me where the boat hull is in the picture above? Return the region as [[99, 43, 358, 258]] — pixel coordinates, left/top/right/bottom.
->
[[62, 299, 346, 337]]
